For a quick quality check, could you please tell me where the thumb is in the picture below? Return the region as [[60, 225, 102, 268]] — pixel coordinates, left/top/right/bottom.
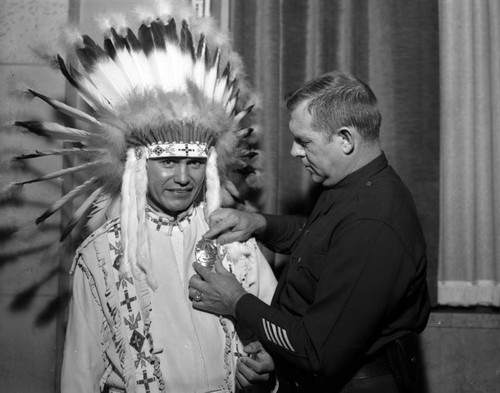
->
[[192, 261, 213, 280], [214, 257, 229, 275]]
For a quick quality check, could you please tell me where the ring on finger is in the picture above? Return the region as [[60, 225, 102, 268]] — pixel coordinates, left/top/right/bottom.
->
[[193, 290, 202, 302]]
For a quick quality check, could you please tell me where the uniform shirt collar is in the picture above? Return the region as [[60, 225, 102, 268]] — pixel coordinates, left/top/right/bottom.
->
[[334, 151, 388, 191], [309, 152, 388, 221]]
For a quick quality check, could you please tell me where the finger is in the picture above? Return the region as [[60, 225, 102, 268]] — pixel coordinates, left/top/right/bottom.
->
[[240, 355, 265, 374], [243, 341, 264, 355], [188, 286, 201, 300], [216, 231, 243, 245], [187, 275, 210, 295], [235, 377, 243, 390], [202, 226, 224, 240], [235, 365, 252, 388], [188, 273, 204, 288], [207, 209, 226, 227], [203, 211, 233, 239], [213, 257, 230, 275], [192, 261, 214, 280], [238, 357, 269, 381]]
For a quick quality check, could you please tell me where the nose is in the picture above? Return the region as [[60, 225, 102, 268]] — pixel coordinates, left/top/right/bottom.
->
[[290, 141, 305, 158], [173, 162, 189, 185]]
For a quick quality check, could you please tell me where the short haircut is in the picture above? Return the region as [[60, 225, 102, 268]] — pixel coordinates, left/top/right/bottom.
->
[[284, 71, 382, 142]]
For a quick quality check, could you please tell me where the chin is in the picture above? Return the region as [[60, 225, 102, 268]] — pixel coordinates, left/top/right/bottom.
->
[[310, 174, 326, 184]]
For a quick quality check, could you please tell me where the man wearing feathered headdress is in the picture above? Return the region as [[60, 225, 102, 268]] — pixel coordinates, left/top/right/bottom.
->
[[8, 1, 277, 392]]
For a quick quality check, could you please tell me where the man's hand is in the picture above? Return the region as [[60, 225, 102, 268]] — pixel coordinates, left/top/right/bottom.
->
[[189, 258, 247, 317], [203, 208, 267, 245], [236, 341, 275, 390]]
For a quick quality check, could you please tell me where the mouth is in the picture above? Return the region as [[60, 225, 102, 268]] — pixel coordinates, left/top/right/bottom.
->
[[166, 188, 193, 194]]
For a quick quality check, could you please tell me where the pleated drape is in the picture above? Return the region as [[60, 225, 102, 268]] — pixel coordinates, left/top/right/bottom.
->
[[439, 0, 500, 306], [230, 0, 440, 302]]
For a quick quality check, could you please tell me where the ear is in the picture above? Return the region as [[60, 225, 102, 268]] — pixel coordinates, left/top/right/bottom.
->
[[338, 127, 355, 155]]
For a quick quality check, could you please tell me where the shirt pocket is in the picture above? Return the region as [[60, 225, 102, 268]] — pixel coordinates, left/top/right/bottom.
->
[[298, 250, 327, 281]]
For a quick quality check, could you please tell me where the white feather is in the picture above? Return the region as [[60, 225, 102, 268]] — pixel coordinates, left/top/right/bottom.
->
[[205, 148, 221, 217], [213, 75, 228, 103], [129, 48, 155, 90], [204, 62, 218, 100], [87, 59, 132, 105]]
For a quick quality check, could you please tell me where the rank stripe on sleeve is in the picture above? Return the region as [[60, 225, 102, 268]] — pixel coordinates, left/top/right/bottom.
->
[[261, 318, 295, 352]]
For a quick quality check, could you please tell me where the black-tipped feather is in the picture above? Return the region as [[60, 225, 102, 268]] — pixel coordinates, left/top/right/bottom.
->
[[15, 161, 104, 185], [125, 28, 142, 51], [138, 24, 155, 55], [28, 89, 100, 125], [15, 121, 91, 142], [164, 18, 178, 44], [180, 20, 195, 59], [60, 187, 102, 241], [150, 20, 166, 49], [35, 176, 97, 225], [77, 35, 108, 71], [196, 34, 206, 59], [103, 37, 117, 59], [222, 63, 231, 78], [14, 148, 99, 160], [111, 28, 129, 51], [210, 48, 220, 70], [57, 55, 79, 89]]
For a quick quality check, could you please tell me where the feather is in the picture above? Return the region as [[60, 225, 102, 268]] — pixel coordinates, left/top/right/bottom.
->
[[103, 37, 117, 59], [14, 147, 101, 160], [204, 48, 220, 99], [15, 121, 91, 142], [159, 39, 193, 92], [196, 34, 206, 59], [138, 24, 155, 55], [111, 27, 129, 51], [77, 35, 134, 104], [241, 150, 258, 159], [84, 61, 132, 106], [125, 27, 142, 51], [125, 28, 155, 89], [221, 78, 236, 107], [233, 104, 254, 124], [222, 179, 244, 204], [86, 192, 120, 231], [164, 18, 179, 44], [213, 71, 229, 103], [107, 29, 144, 89], [139, 22, 169, 89], [0, 183, 23, 201], [35, 176, 98, 224], [192, 43, 207, 91], [77, 35, 108, 71], [180, 20, 195, 60], [151, 19, 168, 48], [28, 89, 101, 125], [15, 161, 105, 185], [226, 90, 239, 114], [60, 186, 103, 241], [235, 127, 254, 139], [57, 55, 106, 110]]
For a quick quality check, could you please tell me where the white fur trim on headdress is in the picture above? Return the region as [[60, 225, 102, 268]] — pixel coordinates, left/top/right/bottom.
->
[[120, 147, 156, 288], [205, 147, 221, 219]]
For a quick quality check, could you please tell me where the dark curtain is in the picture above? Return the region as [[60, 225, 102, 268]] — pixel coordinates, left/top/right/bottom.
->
[[229, 0, 440, 304]]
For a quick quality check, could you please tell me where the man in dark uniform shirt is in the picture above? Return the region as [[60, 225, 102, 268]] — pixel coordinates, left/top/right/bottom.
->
[[189, 70, 431, 392]]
